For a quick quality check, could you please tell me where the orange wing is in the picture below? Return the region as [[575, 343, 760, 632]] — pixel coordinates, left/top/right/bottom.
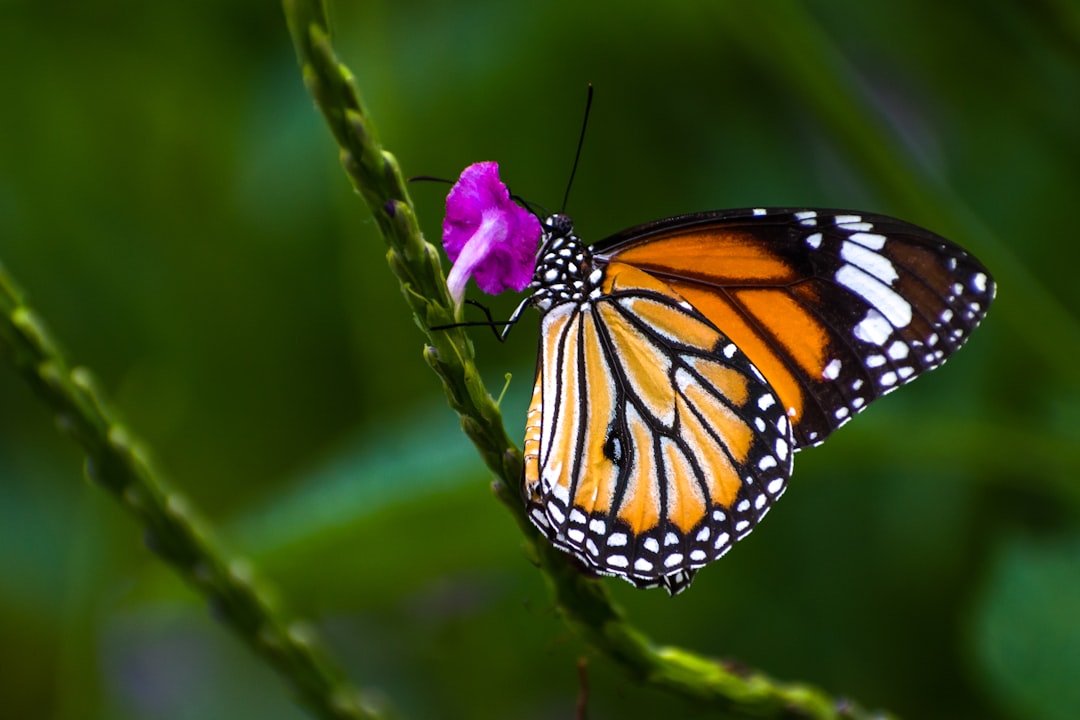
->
[[594, 208, 996, 449], [522, 262, 794, 594]]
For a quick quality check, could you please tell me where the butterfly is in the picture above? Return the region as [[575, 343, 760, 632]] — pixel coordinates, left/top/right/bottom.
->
[[518, 207, 995, 594]]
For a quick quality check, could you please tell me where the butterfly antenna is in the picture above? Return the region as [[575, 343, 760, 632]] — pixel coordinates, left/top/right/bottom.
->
[[560, 83, 594, 214]]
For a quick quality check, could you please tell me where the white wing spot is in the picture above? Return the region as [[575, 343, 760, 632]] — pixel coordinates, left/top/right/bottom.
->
[[941, 309, 954, 323], [767, 478, 785, 494], [569, 509, 587, 524], [972, 272, 988, 293], [852, 397, 866, 409], [854, 309, 894, 346], [835, 406, 850, 420], [754, 493, 767, 510], [690, 549, 707, 562], [898, 366, 916, 379], [754, 417, 766, 432], [776, 437, 789, 461], [752, 208, 767, 216], [758, 394, 776, 411], [723, 343, 737, 358], [880, 371, 898, 387], [841, 241, 899, 284], [607, 533, 627, 547], [887, 340, 909, 360], [835, 214, 862, 225], [806, 232, 823, 249], [696, 526, 710, 542], [837, 265, 912, 328], [644, 537, 660, 554], [665, 532, 679, 546], [567, 528, 585, 543], [823, 358, 842, 380], [634, 558, 653, 572], [608, 554, 628, 568], [664, 553, 684, 568], [848, 232, 887, 250], [715, 532, 731, 549], [712, 510, 727, 522], [589, 518, 606, 534], [759, 455, 777, 471], [737, 499, 751, 512]]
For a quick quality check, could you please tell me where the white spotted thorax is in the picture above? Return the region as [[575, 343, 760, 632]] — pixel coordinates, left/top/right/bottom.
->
[[528, 214, 604, 311]]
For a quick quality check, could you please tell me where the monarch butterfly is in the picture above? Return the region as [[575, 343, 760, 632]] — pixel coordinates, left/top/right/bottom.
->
[[513, 206, 994, 594], [440, 153, 995, 594]]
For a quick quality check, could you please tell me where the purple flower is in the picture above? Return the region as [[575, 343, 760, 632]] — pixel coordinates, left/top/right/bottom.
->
[[442, 162, 541, 308]]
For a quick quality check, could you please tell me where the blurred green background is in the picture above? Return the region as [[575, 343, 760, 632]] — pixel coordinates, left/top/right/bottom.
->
[[2, 1, 1079, 718]]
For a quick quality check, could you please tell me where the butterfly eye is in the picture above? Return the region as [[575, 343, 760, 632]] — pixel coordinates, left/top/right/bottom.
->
[[545, 214, 575, 238]]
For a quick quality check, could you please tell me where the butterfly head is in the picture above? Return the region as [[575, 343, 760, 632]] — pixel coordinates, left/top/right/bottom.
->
[[542, 213, 576, 239]]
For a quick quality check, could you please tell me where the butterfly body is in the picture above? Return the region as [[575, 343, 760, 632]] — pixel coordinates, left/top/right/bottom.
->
[[520, 208, 995, 595]]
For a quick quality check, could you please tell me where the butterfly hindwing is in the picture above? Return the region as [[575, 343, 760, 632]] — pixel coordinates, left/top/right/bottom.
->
[[522, 262, 794, 594]]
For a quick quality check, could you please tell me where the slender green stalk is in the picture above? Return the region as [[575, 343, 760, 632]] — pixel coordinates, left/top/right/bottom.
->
[[0, 265, 383, 720], [283, 1, 895, 718]]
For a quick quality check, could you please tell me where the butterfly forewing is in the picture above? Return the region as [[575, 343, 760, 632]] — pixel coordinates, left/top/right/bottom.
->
[[592, 208, 996, 449], [523, 260, 794, 594]]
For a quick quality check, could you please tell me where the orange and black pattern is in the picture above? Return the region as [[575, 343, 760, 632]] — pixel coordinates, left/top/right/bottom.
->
[[522, 209, 994, 594]]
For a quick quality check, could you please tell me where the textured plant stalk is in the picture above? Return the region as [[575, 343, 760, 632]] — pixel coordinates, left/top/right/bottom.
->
[[282, 1, 897, 718], [0, 275, 383, 719]]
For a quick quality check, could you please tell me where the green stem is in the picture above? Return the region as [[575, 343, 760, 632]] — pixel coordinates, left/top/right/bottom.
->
[[0, 271, 383, 719], [282, 1, 895, 718]]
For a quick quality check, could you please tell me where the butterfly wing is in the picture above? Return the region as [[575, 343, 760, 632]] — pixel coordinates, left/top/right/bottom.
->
[[522, 262, 794, 594], [593, 208, 996, 449]]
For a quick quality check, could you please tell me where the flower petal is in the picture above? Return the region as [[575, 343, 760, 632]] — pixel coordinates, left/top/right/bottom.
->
[[442, 162, 541, 306]]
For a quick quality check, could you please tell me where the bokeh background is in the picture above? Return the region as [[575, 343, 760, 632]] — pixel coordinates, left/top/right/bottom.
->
[[2, 2, 1079, 719]]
